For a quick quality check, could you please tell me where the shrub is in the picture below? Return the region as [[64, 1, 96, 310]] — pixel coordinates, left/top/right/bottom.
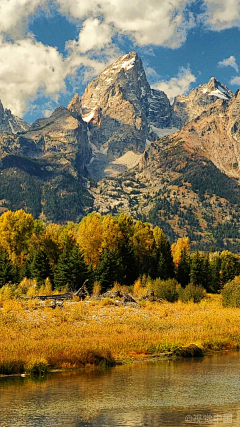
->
[[133, 278, 145, 299], [26, 358, 48, 376], [0, 284, 16, 301], [152, 278, 180, 302], [16, 278, 33, 296], [92, 281, 101, 297], [221, 276, 240, 307], [179, 283, 206, 303]]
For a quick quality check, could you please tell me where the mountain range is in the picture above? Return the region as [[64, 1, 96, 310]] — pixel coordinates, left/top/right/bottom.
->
[[1, 51, 240, 251]]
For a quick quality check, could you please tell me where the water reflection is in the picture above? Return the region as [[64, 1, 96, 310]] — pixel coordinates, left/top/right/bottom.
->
[[0, 352, 240, 426]]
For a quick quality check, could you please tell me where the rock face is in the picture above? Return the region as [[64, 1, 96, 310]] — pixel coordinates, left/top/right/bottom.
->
[[0, 100, 30, 134], [0, 106, 92, 222], [90, 75, 240, 251], [172, 77, 233, 127], [68, 52, 177, 179]]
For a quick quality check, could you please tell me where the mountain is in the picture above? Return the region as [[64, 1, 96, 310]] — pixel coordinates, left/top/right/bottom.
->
[[0, 106, 93, 222], [67, 51, 178, 180], [1, 51, 240, 250], [0, 100, 30, 134], [91, 79, 240, 250], [172, 77, 233, 128]]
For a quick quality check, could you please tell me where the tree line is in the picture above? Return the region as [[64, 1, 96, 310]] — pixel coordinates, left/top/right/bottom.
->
[[0, 209, 239, 294]]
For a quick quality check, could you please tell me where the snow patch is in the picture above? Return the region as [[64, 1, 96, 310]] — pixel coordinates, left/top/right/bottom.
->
[[82, 111, 95, 123], [121, 57, 136, 71], [209, 89, 228, 100]]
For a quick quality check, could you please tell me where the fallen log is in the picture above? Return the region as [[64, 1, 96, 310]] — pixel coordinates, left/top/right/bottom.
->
[[21, 280, 90, 302]]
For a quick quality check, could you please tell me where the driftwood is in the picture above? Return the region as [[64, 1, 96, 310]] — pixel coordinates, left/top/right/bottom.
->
[[21, 280, 90, 305]]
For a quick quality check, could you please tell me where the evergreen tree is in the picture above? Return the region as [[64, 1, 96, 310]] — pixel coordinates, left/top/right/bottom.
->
[[153, 227, 175, 280], [54, 245, 88, 291], [0, 249, 15, 287], [117, 239, 138, 286], [176, 248, 190, 287], [19, 258, 32, 281], [190, 251, 205, 286], [31, 249, 52, 287], [201, 255, 213, 292], [94, 249, 121, 292], [210, 254, 221, 293]]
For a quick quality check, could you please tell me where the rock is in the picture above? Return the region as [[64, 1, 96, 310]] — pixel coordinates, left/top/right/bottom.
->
[[172, 77, 233, 128], [74, 51, 176, 179], [0, 100, 30, 134]]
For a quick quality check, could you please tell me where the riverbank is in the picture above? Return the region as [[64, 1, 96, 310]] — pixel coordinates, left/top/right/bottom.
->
[[1, 294, 240, 375]]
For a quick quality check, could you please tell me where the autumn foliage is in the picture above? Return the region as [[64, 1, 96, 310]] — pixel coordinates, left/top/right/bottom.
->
[[0, 210, 239, 295]]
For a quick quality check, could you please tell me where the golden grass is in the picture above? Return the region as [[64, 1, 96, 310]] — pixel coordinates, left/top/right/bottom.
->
[[0, 294, 240, 374]]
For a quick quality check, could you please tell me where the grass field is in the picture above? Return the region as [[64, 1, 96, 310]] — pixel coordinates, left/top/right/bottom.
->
[[1, 294, 240, 375]]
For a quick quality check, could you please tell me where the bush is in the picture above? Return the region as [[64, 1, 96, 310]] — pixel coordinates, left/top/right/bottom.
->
[[152, 278, 180, 302], [221, 276, 240, 307], [179, 283, 206, 303]]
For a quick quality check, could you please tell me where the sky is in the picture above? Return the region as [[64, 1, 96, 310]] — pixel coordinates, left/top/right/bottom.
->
[[1, 1, 240, 123]]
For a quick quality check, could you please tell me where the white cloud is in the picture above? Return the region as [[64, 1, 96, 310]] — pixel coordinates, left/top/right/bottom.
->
[[56, 0, 195, 49], [218, 56, 239, 72], [0, 37, 66, 117], [152, 67, 196, 102], [0, 0, 198, 118], [230, 76, 240, 85], [66, 18, 113, 54], [3, 0, 240, 119], [201, 0, 240, 30], [0, 0, 48, 38]]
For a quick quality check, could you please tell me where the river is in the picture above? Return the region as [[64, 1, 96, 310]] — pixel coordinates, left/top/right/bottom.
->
[[0, 351, 240, 426]]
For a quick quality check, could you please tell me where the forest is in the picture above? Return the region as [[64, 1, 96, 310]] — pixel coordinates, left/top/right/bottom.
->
[[0, 209, 240, 300]]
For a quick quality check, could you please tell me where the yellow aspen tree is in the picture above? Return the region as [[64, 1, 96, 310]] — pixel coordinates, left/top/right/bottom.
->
[[77, 213, 103, 267], [0, 209, 35, 266], [171, 236, 190, 268]]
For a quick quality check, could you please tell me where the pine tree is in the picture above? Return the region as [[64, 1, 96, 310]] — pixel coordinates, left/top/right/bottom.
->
[[190, 251, 205, 286], [0, 249, 14, 287], [153, 227, 175, 280], [94, 249, 121, 292], [54, 247, 69, 290], [54, 245, 88, 291], [19, 258, 32, 281], [31, 249, 52, 287], [68, 245, 88, 291], [210, 254, 221, 293], [176, 248, 190, 287]]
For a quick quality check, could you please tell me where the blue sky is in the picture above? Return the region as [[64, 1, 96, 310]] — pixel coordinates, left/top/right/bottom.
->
[[0, 0, 240, 123]]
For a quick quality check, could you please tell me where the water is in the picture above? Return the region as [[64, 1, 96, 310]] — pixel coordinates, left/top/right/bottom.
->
[[0, 351, 240, 426]]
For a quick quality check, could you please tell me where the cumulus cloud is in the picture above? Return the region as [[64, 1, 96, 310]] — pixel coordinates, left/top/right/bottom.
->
[[230, 76, 240, 85], [0, 37, 67, 116], [0, 0, 48, 38], [201, 0, 240, 30], [218, 56, 239, 72], [2, 0, 240, 118], [56, 0, 195, 49], [66, 18, 113, 54], [152, 67, 196, 102]]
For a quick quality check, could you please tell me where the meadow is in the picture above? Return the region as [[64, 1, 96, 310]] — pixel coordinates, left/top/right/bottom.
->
[[1, 294, 240, 376]]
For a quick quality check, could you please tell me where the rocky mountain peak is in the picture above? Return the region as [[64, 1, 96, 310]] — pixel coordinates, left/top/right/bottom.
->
[[172, 76, 233, 128], [67, 93, 82, 117], [79, 51, 176, 179], [0, 99, 30, 134]]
